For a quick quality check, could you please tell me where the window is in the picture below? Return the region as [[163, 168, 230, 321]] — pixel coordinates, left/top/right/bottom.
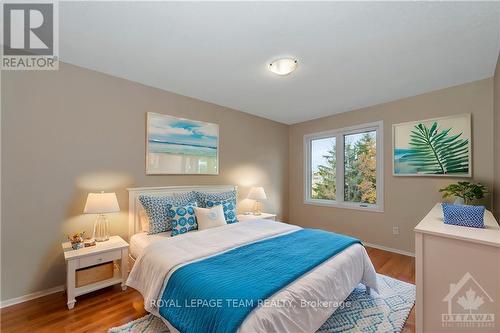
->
[[304, 121, 384, 211]]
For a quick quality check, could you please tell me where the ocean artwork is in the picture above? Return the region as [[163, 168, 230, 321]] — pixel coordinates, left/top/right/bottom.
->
[[393, 114, 471, 177], [146, 113, 219, 174]]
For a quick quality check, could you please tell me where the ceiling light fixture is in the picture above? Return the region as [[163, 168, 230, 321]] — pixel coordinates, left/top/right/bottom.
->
[[268, 58, 298, 76]]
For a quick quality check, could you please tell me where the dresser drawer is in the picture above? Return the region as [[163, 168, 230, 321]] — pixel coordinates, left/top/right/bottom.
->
[[79, 249, 121, 268]]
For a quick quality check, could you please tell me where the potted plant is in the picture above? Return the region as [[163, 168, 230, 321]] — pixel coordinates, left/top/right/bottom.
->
[[68, 231, 86, 250], [439, 181, 488, 205]]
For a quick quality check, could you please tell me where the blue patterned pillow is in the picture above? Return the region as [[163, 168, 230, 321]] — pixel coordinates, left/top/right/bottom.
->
[[196, 190, 237, 205], [196, 190, 238, 224], [206, 199, 238, 224], [170, 203, 198, 237], [139, 194, 197, 234], [173, 191, 198, 205], [442, 203, 485, 228]]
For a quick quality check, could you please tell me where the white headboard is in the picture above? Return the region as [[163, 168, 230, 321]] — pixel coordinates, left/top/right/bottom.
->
[[127, 185, 237, 240]]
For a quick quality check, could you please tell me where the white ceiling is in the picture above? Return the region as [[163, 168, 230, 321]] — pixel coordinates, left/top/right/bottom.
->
[[60, 1, 500, 124]]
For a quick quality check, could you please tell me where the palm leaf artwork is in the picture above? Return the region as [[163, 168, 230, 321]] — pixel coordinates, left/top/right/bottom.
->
[[401, 122, 469, 174]]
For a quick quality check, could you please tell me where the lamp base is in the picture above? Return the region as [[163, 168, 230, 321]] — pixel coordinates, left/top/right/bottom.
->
[[252, 201, 262, 215], [93, 214, 110, 242]]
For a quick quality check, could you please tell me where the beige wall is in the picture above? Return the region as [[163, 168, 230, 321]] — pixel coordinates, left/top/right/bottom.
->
[[494, 54, 500, 219], [289, 79, 494, 253], [1, 61, 497, 301], [0, 63, 289, 301]]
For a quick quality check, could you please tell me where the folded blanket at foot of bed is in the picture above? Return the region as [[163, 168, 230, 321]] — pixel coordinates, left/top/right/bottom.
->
[[159, 228, 361, 333]]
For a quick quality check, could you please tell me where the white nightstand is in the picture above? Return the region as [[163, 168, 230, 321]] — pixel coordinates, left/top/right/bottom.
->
[[237, 213, 277, 221], [62, 235, 129, 309]]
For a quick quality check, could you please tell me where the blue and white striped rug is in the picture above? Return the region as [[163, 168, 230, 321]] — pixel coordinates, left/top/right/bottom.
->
[[109, 274, 415, 333]]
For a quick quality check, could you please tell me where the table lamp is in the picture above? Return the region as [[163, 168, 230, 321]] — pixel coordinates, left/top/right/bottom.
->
[[84, 192, 120, 242], [247, 187, 267, 215]]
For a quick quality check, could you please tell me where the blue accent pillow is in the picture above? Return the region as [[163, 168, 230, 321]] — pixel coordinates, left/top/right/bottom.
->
[[173, 191, 198, 205], [139, 194, 197, 234], [170, 203, 198, 237], [442, 203, 485, 228], [196, 190, 237, 205], [206, 199, 238, 224], [196, 190, 238, 224]]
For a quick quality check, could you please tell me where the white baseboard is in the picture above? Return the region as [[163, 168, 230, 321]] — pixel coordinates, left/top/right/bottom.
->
[[364, 242, 415, 257], [0, 284, 65, 309]]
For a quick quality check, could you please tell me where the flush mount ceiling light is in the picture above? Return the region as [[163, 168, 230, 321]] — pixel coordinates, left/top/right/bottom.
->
[[268, 58, 298, 76]]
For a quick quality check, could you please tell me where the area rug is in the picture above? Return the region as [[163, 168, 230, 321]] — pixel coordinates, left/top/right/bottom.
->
[[109, 274, 415, 333]]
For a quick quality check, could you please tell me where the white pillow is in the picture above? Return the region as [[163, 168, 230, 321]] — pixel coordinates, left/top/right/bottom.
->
[[195, 205, 227, 230], [139, 209, 150, 233]]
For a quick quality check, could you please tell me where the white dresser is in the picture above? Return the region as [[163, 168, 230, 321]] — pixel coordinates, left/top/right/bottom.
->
[[415, 204, 500, 333]]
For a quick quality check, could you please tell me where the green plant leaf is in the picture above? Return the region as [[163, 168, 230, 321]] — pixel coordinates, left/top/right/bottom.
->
[[438, 181, 488, 204], [401, 122, 469, 174]]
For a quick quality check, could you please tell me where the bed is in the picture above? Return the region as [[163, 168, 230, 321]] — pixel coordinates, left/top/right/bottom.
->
[[126, 186, 378, 333]]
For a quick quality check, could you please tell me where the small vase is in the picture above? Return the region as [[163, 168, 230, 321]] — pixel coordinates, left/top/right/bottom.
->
[[71, 242, 84, 250], [454, 197, 465, 205]]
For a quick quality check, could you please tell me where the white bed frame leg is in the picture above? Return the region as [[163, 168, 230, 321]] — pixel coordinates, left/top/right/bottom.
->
[[366, 286, 371, 295]]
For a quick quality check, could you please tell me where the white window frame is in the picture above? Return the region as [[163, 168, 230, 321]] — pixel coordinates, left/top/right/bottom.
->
[[304, 121, 384, 212]]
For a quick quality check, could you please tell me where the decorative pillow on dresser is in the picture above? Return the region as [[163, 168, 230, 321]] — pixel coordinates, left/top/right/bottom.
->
[[138, 194, 197, 234], [170, 203, 198, 237], [196, 190, 239, 224], [442, 203, 485, 228], [195, 205, 227, 230]]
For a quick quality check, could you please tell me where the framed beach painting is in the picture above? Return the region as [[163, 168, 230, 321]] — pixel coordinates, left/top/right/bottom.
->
[[393, 114, 471, 177], [146, 113, 219, 175]]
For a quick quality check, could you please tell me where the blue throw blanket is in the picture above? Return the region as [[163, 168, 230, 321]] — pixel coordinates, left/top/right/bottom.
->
[[159, 229, 360, 333]]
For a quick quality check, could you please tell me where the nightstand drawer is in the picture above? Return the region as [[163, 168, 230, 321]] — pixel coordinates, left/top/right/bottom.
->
[[79, 249, 121, 268]]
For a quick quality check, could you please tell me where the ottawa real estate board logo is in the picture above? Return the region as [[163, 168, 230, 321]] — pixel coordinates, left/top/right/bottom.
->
[[442, 272, 495, 329], [2, 1, 58, 70]]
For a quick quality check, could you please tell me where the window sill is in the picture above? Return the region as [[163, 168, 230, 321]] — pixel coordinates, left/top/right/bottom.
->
[[304, 199, 384, 213]]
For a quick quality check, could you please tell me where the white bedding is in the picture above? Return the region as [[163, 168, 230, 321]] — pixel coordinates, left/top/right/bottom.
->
[[127, 220, 378, 333], [129, 231, 172, 259]]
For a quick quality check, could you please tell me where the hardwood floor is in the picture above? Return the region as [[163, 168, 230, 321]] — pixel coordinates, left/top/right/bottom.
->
[[366, 247, 416, 333], [0, 247, 415, 333]]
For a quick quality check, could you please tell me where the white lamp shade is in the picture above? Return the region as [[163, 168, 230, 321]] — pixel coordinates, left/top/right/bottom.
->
[[247, 187, 267, 200], [84, 192, 120, 214]]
